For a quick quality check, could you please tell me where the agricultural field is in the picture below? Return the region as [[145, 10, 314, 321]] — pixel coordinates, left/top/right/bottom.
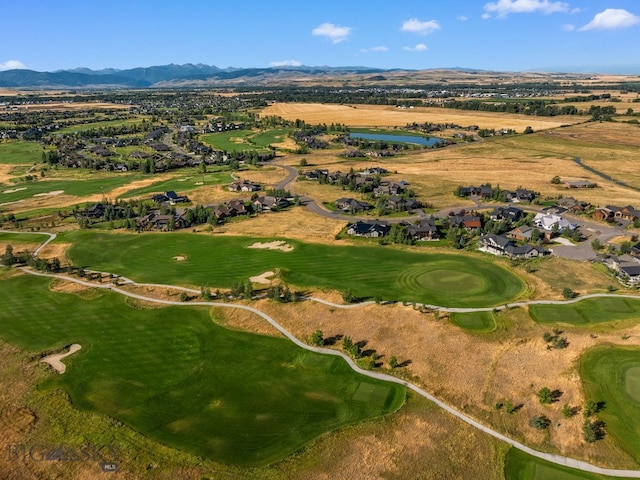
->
[[61, 230, 526, 307], [529, 297, 640, 327], [0, 274, 405, 467], [580, 347, 640, 464], [261, 103, 586, 132]]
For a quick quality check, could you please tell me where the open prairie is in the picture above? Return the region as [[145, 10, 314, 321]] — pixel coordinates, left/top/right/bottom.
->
[[261, 102, 586, 131]]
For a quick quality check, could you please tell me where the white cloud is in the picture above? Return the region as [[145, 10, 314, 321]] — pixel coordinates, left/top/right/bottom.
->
[[457, 16, 469, 21], [481, 13, 492, 19], [269, 60, 302, 67], [400, 18, 441, 35], [578, 9, 640, 31], [403, 44, 428, 52], [360, 46, 389, 53], [483, 0, 569, 18], [562, 23, 575, 31], [312, 23, 352, 44], [0, 60, 26, 71]]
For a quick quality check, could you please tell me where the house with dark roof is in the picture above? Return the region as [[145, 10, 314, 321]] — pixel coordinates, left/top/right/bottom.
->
[[489, 206, 523, 222], [335, 198, 373, 213], [345, 220, 390, 238], [165, 191, 188, 205], [478, 234, 547, 259], [407, 218, 440, 241]]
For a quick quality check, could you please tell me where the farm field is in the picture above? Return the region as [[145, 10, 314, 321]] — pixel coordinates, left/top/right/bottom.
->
[[504, 448, 626, 480], [580, 347, 640, 464], [529, 297, 640, 327], [61, 230, 526, 307], [0, 274, 405, 467], [261, 103, 586, 132]]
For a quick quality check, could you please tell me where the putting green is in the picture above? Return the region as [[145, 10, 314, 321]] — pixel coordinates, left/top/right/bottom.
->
[[398, 267, 485, 295], [625, 367, 640, 403]]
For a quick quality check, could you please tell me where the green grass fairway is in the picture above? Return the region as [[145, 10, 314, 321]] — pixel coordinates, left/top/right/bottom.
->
[[0, 176, 141, 202], [120, 171, 233, 198], [529, 297, 640, 326], [62, 231, 525, 307], [0, 141, 43, 164], [451, 311, 496, 332], [0, 231, 52, 244], [0, 274, 405, 467], [504, 448, 626, 480], [580, 346, 640, 463], [201, 128, 290, 153]]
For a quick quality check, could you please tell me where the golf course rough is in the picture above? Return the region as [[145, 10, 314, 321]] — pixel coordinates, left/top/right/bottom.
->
[[0, 274, 405, 467]]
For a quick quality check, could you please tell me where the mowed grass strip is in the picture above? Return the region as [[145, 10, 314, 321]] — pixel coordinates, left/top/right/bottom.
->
[[580, 346, 640, 464], [0, 175, 142, 202], [200, 128, 291, 153], [504, 447, 627, 480], [529, 298, 640, 326], [0, 274, 405, 467], [450, 311, 496, 333], [0, 141, 43, 165], [119, 171, 234, 198], [62, 231, 525, 307]]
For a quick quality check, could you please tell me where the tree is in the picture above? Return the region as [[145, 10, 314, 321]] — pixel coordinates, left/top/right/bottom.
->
[[537, 387, 553, 404], [551, 175, 561, 185], [529, 415, 551, 430], [562, 403, 578, 418], [524, 126, 534, 134], [299, 158, 308, 167], [530, 228, 541, 243], [591, 238, 601, 251], [201, 286, 212, 301], [244, 280, 254, 299], [1, 244, 16, 267], [389, 356, 398, 369], [342, 289, 354, 303], [583, 419, 606, 442], [311, 330, 324, 346], [342, 336, 353, 350], [562, 287, 576, 299]]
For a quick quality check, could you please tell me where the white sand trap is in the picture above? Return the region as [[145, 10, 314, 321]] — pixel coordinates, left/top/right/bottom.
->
[[247, 241, 293, 252], [173, 255, 187, 261], [33, 190, 64, 197], [177, 178, 188, 182], [250, 271, 275, 284], [2, 187, 27, 194], [40, 344, 82, 374], [0, 200, 24, 206], [194, 181, 203, 185]]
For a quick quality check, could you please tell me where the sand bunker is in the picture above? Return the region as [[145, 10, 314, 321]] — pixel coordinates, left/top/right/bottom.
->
[[2, 187, 27, 194], [247, 241, 293, 252], [250, 271, 276, 284], [33, 190, 64, 197], [173, 255, 187, 261], [0, 200, 24, 206], [40, 344, 82, 374]]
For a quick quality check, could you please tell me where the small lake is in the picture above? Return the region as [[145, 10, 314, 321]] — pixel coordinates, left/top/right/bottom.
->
[[349, 132, 443, 147]]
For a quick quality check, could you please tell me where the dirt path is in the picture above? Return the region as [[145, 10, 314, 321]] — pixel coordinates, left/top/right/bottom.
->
[[40, 344, 81, 374]]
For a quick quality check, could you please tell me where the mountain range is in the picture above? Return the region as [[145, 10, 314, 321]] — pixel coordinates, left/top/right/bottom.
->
[[0, 63, 391, 89]]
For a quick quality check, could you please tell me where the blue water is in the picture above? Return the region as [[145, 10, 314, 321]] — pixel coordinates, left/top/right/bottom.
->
[[349, 132, 443, 147]]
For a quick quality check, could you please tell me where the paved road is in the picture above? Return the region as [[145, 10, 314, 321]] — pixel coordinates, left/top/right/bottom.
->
[[16, 264, 640, 477]]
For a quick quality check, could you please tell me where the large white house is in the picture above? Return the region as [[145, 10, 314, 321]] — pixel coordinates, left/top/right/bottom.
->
[[533, 213, 577, 231]]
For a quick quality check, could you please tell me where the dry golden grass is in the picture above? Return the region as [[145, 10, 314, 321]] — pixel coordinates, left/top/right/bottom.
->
[[262, 103, 584, 131], [253, 295, 640, 467], [0, 164, 15, 184], [15, 102, 130, 111]]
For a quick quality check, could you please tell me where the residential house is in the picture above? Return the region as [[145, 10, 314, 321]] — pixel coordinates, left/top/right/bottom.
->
[[614, 205, 640, 222], [335, 198, 373, 213], [564, 180, 597, 188], [478, 234, 547, 259], [253, 196, 290, 212], [507, 225, 537, 242], [407, 218, 440, 241], [592, 207, 614, 222], [489, 206, 523, 222], [374, 182, 406, 197], [533, 213, 576, 232], [604, 255, 640, 285], [228, 179, 261, 192], [557, 197, 589, 212], [345, 220, 390, 238], [165, 191, 188, 205], [449, 214, 483, 231]]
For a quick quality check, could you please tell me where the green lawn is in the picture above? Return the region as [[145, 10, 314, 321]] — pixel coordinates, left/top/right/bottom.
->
[[504, 448, 627, 480], [201, 128, 290, 153], [529, 298, 640, 326], [61, 231, 525, 307], [56, 118, 143, 134], [0, 274, 405, 467], [0, 141, 43, 164], [580, 346, 640, 463], [451, 311, 496, 332], [0, 231, 51, 244], [0, 175, 142, 202], [120, 171, 234, 198]]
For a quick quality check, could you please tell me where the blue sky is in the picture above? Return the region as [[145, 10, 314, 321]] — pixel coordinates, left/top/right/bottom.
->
[[1, 0, 639, 73]]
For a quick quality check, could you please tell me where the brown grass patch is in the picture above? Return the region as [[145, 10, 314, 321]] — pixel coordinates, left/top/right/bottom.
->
[[262, 103, 584, 132], [37, 242, 71, 261], [246, 296, 640, 467], [0, 164, 15, 184]]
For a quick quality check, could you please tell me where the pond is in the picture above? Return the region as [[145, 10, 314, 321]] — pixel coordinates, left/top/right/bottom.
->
[[349, 132, 444, 147]]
